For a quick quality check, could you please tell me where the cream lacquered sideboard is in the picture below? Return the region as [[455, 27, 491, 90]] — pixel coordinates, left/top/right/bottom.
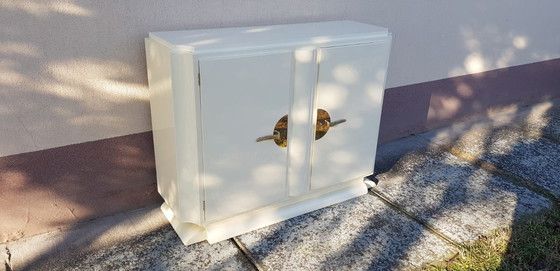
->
[[145, 21, 392, 245]]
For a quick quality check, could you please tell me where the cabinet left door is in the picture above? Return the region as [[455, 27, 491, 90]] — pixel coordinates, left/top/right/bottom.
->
[[198, 52, 293, 222]]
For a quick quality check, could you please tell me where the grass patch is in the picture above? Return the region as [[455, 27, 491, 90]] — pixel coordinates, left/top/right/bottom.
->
[[426, 207, 560, 271]]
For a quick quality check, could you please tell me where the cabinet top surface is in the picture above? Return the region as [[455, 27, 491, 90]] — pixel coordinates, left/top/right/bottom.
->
[[148, 21, 389, 53]]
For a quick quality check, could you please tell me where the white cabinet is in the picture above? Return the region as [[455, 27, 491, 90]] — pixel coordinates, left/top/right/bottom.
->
[[145, 21, 391, 245]]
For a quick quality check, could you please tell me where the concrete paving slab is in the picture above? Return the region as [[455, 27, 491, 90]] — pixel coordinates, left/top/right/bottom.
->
[[375, 150, 553, 244], [423, 118, 560, 198], [474, 130, 560, 198], [6, 204, 254, 271], [6, 204, 168, 270], [375, 134, 433, 175], [514, 98, 560, 141], [236, 194, 457, 271], [26, 225, 255, 271]]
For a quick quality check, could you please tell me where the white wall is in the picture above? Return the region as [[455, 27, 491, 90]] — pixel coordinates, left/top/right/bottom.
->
[[1, 0, 559, 156]]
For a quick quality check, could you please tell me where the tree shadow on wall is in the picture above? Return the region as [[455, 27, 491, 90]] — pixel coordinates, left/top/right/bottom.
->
[[0, 2, 162, 268], [2, 1, 560, 270]]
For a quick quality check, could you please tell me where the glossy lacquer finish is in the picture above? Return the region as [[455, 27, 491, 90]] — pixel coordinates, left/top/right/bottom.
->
[[199, 52, 292, 222], [311, 42, 391, 190], [145, 21, 392, 245]]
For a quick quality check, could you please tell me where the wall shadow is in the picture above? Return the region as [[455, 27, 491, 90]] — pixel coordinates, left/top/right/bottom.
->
[[1, 1, 559, 270], [0, 131, 161, 243], [378, 58, 560, 144]]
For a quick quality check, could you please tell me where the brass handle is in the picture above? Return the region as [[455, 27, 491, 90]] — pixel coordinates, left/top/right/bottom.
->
[[328, 119, 346, 127], [256, 130, 280, 142], [257, 111, 344, 147], [257, 114, 288, 147], [315, 109, 347, 140]]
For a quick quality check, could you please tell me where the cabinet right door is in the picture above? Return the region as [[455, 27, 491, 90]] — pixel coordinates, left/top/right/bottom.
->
[[310, 41, 391, 190]]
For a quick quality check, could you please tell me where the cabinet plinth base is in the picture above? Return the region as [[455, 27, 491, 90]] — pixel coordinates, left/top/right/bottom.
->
[[161, 202, 207, 245], [162, 178, 368, 245]]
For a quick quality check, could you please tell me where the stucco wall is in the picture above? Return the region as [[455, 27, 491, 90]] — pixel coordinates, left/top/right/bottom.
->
[[1, 0, 559, 156]]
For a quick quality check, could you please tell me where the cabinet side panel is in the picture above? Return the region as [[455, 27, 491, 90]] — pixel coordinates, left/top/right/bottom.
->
[[369, 38, 392, 172], [311, 40, 392, 190], [145, 39, 179, 214], [170, 52, 202, 224]]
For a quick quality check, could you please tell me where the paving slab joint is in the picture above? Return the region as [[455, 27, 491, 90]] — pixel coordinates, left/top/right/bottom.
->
[[231, 237, 264, 271], [368, 188, 463, 248], [442, 145, 560, 204]]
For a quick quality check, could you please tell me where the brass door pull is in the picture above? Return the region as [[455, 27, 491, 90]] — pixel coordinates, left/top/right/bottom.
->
[[315, 109, 347, 140], [328, 119, 346, 127], [256, 114, 289, 147], [257, 111, 345, 147], [256, 131, 280, 142]]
